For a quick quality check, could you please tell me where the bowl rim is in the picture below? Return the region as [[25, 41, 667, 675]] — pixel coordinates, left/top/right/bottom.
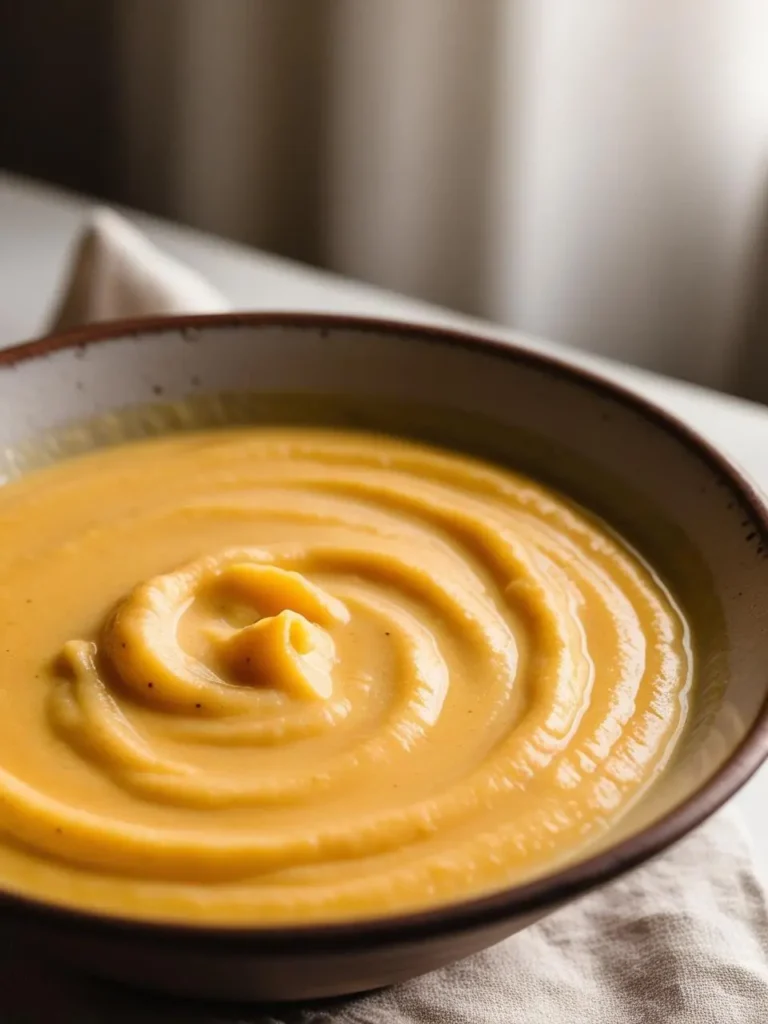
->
[[1, 309, 768, 951]]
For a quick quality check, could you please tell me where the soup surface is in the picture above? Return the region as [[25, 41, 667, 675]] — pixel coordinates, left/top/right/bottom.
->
[[0, 428, 692, 923]]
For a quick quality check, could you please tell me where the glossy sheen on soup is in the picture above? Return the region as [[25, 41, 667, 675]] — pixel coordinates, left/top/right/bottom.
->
[[0, 428, 692, 924]]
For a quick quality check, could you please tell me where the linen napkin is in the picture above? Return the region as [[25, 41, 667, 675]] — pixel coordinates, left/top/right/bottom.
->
[[48, 208, 229, 331], [22, 209, 768, 1023]]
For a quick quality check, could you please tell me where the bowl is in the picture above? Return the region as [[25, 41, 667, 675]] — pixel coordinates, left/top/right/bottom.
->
[[0, 312, 767, 1002]]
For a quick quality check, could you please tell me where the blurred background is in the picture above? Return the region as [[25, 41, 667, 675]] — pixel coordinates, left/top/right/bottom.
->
[[1, 0, 768, 399]]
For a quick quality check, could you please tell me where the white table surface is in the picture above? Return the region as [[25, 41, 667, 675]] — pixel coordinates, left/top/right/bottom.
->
[[1, 170, 767, 884]]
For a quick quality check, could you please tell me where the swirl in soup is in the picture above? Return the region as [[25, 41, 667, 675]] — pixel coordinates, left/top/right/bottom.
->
[[0, 429, 691, 923]]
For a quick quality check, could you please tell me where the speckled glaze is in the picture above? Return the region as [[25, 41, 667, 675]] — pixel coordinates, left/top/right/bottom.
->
[[0, 312, 766, 1002]]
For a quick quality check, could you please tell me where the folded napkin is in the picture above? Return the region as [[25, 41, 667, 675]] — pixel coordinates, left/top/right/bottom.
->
[[21, 210, 768, 1023], [48, 208, 229, 331]]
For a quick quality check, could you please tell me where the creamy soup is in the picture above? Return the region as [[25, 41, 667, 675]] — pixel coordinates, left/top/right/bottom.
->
[[0, 428, 692, 923]]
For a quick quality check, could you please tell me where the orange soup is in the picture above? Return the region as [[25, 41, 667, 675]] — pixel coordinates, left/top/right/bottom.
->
[[0, 429, 691, 922]]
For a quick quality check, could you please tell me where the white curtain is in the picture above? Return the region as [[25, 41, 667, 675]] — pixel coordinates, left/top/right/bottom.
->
[[116, 0, 768, 394]]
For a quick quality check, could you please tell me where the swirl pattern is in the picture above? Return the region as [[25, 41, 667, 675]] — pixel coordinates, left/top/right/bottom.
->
[[0, 428, 692, 923]]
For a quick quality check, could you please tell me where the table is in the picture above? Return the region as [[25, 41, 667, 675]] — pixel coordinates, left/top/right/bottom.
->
[[1, 170, 766, 878]]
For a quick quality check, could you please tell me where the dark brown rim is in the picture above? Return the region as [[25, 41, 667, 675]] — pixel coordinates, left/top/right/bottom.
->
[[2, 310, 768, 952]]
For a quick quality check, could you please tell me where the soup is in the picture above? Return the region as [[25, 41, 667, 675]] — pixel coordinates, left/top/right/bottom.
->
[[0, 428, 691, 923]]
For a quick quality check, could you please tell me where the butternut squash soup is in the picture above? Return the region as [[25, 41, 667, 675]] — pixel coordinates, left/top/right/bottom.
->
[[0, 428, 692, 923]]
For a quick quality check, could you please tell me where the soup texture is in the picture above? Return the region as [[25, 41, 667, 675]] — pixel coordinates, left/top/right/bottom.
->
[[0, 428, 692, 923]]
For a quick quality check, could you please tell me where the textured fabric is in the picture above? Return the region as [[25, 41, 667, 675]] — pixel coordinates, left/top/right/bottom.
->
[[48, 208, 228, 331], [13, 215, 765, 1023]]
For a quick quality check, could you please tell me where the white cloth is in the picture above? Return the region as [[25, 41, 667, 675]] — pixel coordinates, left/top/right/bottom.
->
[[23, 210, 768, 1022], [48, 208, 228, 331]]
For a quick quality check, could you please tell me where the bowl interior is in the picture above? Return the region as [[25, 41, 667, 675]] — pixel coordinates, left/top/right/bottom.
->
[[0, 315, 767, 872]]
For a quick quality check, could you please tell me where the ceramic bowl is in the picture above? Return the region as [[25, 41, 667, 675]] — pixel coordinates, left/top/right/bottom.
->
[[0, 312, 767, 1002]]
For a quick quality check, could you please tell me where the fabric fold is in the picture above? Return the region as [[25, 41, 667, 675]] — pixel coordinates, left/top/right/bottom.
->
[[48, 208, 228, 332]]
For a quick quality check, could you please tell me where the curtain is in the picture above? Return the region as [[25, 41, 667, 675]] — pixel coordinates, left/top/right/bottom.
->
[[113, 0, 768, 394]]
